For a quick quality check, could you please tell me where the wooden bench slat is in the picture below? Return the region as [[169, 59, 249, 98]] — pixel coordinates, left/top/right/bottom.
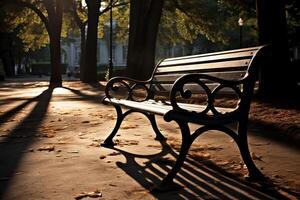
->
[[163, 46, 260, 62], [104, 98, 234, 115], [153, 71, 246, 84], [152, 83, 241, 94], [160, 52, 254, 66], [156, 59, 250, 74]]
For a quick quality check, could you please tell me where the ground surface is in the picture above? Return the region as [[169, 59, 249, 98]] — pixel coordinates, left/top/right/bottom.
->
[[0, 78, 299, 200]]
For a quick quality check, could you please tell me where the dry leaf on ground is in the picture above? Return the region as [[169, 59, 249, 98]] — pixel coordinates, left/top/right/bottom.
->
[[74, 190, 102, 200], [37, 145, 55, 152], [99, 155, 106, 159], [120, 124, 138, 129]]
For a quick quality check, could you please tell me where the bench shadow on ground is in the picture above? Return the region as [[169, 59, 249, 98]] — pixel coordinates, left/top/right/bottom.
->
[[104, 141, 286, 200], [0, 89, 53, 199]]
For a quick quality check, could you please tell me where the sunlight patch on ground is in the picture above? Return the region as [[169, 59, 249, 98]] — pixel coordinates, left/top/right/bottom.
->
[[52, 87, 73, 95]]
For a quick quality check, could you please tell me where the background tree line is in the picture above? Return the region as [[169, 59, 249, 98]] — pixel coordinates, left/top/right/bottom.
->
[[0, 0, 299, 95]]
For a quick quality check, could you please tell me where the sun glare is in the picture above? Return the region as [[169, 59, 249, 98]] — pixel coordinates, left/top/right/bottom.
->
[[81, 0, 86, 7], [52, 88, 72, 95]]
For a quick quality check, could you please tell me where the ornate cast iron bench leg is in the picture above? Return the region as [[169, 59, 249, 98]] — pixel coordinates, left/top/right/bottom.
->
[[154, 120, 265, 191], [101, 104, 125, 147], [101, 105, 166, 147], [237, 121, 264, 180]]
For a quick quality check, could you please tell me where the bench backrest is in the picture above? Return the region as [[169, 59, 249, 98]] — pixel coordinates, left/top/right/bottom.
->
[[150, 46, 266, 94]]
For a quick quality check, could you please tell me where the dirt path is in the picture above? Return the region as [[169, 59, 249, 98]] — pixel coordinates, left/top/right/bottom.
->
[[0, 80, 299, 200]]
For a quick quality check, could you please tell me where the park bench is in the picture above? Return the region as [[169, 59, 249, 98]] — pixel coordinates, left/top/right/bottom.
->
[[101, 45, 268, 188]]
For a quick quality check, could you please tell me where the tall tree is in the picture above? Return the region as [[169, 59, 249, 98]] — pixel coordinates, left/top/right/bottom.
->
[[4, 0, 65, 87], [256, 0, 293, 95], [69, 0, 88, 81], [70, 0, 128, 82], [127, 0, 164, 80], [82, 0, 101, 83]]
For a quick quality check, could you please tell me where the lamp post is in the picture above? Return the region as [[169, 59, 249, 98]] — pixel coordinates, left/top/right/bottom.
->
[[238, 18, 244, 48], [108, 0, 113, 79]]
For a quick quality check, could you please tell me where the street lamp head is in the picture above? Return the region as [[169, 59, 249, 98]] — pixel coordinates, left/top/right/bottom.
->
[[238, 18, 244, 26]]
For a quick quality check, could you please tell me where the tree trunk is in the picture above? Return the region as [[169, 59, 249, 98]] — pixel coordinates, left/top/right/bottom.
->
[[45, 0, 63, 88], [82, 0, 100, 83], [49, 31, 62, 87], [127, 0, 164, 80], [256, 0, 294, 96], [16, 0, 63, 86], [79, 26, 86, 81]]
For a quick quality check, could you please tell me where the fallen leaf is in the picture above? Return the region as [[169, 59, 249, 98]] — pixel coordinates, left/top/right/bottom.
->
[[36, 133, 55, 138], [67, 150, 79, 154], [38, 146, 55, 152], [108, 152, 121, 156], [206, 146, 223, 151], [74, 190, 102, 200], [89, 142, 99, 147], [114, 139, 139, 146], [146, 144, 161, 148], [121, 124, 138, 129]]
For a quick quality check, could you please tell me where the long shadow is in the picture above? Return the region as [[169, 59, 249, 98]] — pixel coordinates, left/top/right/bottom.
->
[[103, 142, 287, 200], [0, 94, 42, 125], [0, 89, 53, 199], [62, 86, 104, 104]]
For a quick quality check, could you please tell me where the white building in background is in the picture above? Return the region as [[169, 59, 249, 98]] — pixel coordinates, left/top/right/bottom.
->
[[62, 36, 128, 74]]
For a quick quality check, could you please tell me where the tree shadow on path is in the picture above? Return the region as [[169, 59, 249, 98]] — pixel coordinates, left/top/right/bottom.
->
[[62, 86, 104, 104], [103, 141, 288, 200], [0, 89, 53, 199]]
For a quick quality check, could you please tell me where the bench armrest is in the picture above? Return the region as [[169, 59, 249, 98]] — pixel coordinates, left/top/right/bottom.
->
[[169, 73, 248, 117], [104, 76, 153, 102]]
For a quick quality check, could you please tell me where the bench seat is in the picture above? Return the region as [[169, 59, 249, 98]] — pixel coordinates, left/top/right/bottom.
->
[[104, 98, 235, 120]]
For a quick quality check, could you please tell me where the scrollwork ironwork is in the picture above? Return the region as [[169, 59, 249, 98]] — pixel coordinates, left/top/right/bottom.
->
[[105, 76, 152, 102], [169, 73, 247, 117]]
